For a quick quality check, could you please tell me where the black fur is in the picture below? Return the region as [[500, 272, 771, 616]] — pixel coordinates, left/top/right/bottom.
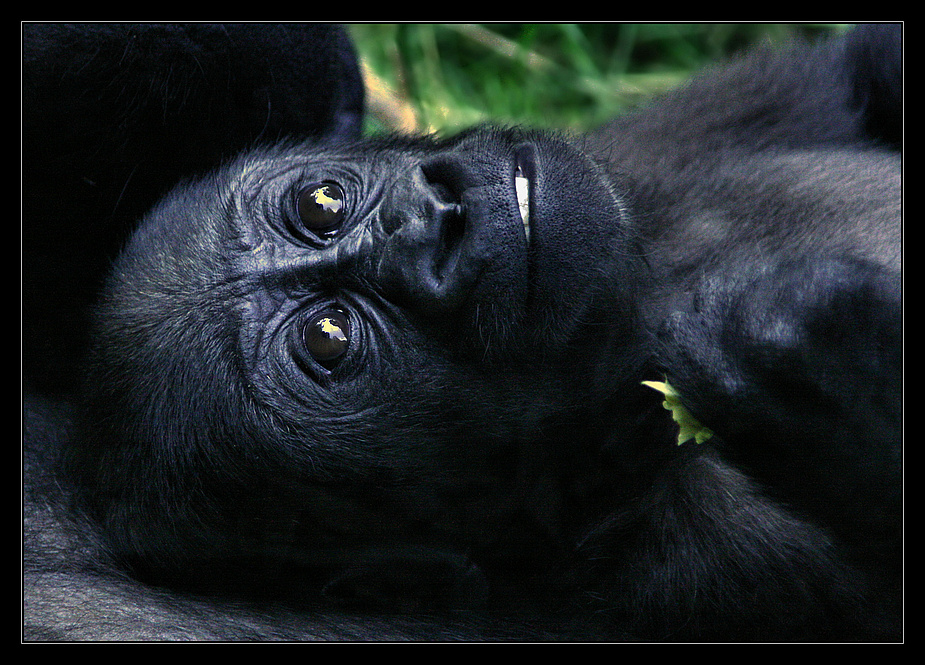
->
[[23, 24, 902, 641], [22, 23, 364, 394]]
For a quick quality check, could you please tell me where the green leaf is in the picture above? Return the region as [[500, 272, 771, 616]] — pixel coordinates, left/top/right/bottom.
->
[[642, 380, 713, 445]]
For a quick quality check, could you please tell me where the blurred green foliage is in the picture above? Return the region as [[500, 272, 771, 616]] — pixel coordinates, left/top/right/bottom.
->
[[348, 23, 849, 135]]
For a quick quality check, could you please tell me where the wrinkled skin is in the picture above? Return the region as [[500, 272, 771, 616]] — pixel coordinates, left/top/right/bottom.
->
[[24, 24, 901, 641], [71, 130, 648, 601]]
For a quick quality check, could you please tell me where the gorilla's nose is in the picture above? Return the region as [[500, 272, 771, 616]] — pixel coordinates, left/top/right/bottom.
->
[[375, 160, 478, 316]]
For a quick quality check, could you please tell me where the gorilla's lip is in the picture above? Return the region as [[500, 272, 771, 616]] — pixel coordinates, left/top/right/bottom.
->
[[513, 145, 534, 246]]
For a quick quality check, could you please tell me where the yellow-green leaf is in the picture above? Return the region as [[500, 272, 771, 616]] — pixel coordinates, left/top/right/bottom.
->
[[642, 380, 713, 446]]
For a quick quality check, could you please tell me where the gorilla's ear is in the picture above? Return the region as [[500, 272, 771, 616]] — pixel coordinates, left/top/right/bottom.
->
[[22, 23, 365, 393]]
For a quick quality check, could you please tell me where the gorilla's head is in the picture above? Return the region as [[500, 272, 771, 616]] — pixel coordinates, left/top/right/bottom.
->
[[73, 127, 647, 594]]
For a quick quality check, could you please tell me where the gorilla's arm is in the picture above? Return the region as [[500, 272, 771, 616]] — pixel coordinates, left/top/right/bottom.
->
[[634, 25, 903, 552], [657, 259, 901, 536]]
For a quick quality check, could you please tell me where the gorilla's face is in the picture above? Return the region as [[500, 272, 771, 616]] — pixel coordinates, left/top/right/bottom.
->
[[83, 127, 644, 568]]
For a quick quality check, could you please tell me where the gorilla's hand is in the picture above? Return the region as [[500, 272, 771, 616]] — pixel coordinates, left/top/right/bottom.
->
[[656, 257, 901, 511]]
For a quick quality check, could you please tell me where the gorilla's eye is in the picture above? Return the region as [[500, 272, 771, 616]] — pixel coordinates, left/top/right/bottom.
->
[[297, 182, 346, 235], [302, 309, 351, 369]]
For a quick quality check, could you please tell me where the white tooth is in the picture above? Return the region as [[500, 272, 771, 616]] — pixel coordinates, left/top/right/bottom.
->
[[515, 172, 530, 243]]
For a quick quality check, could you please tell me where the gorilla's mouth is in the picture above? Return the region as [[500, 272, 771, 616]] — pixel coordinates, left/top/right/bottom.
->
[[514, 146, 534, 245]]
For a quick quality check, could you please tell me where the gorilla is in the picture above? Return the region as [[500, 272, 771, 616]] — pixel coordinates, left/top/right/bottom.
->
[[22, 23, 902, 641]]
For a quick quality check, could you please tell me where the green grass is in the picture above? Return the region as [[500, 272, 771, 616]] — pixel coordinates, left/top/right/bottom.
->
[[348, 23, 850, 136]]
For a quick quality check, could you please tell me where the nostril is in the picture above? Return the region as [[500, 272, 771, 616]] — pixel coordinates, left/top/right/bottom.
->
[[435, 203, 467, 280], [429, 179, 457, 206], [419, 164, 468, 279], [421, 160, 460, 203], [420, 156, 470, 201], [411, 162, 469, 281]]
